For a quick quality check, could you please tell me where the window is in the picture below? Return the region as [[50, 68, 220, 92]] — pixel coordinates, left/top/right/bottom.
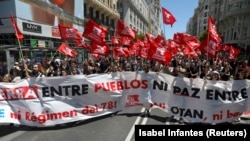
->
[[95, 10, 99, 19], [204, 19, 207, 24], [204, 12, 207, 17]]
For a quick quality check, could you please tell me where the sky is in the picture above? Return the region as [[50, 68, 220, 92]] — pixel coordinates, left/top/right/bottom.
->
[[161, 0, 199, 39]]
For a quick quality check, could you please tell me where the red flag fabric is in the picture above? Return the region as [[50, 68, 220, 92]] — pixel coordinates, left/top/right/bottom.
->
[[182, 34, 200, 49], [113, 46, 129, 59], [116, 19, 137, 39], [199, 36, 218, 58], [58, 24, 82, 41], [139, 43, 150, 59], [129, 42, 140, 56], [183, 45, 199, 58], [208, 16, 221, 43], [154, 35, 166, 46], [148, 43, 172, 65], [75, 39, 91, 51], [57, 42, 78, 58], [162, 7, 176, 27], [222, 44, 231, 52], [145, 33, 156, 44], [91, 53, 100, 60], [111, 36, 120, 45], [83, 19, 107, 46], [166, 39, 179, 55], [10, 13, 24, 41], [120, 36, 132, 46], [91, 42, 109, 57], [229, 46, 240, 60]]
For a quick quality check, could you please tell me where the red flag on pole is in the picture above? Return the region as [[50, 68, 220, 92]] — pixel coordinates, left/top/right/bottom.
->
[[208, 16, 221, 43], [57, 42, 78, 58], [58, 24, 82, 41], [162, 7, 176, 27], [10, 13, 24, 41], [116, 19, 137, 39], [82, 19, 107, 46]]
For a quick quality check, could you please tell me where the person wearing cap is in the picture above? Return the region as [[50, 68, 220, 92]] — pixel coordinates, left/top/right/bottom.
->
[[210, 71, 220, 80], [14, 62, 21, 70]]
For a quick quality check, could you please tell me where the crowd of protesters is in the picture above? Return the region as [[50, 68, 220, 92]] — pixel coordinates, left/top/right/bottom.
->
[[0, 54, 249, 125], [0, 53, 249, 83]]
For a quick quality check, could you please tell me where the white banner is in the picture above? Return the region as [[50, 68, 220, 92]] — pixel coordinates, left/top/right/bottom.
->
[[0, 72, 250, 127]]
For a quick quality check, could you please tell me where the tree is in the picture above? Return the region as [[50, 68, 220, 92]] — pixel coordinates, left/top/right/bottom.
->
[[135, 32, 145, 41], [198, 30, 208, 41]]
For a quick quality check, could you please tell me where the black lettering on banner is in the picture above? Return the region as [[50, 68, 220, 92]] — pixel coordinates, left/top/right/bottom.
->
[[153, 80, 168, 91], [170, 106, 203, 119], [173, 86, 200, 98], [206, 88, 248, 101], [42, 84, 88, 97]]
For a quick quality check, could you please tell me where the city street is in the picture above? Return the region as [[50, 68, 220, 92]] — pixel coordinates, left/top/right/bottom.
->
[[1, 107, 250, 141]]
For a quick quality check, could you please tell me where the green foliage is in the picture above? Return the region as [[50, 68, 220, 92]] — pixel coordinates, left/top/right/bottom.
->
[[135, 32, 145, 41], [198, 30, 208, 41]]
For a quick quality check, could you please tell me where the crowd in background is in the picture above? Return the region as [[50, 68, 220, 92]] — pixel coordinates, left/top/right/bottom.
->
[[0, 53, 249, 83]]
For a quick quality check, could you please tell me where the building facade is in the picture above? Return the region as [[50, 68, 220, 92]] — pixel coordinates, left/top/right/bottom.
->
[[84, 0, 120, 40], [187, 0, 250, 59], [0, 0, 162, 72], [117, 0, 161, 36]]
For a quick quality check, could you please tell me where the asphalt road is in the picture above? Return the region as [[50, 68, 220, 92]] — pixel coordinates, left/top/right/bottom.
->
[[1, 107, 249, 141]]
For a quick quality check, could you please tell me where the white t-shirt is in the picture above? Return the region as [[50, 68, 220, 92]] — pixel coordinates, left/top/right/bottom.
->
[[12, 76, 22, 83]]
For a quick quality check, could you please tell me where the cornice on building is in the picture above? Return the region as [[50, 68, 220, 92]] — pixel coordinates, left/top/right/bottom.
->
[[87, 0, 120, 19]]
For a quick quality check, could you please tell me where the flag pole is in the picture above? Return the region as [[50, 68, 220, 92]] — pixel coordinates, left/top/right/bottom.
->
[[10, 12, 25, 65], [52, 50, 59, 60], [17, 38, 25, 64], [161, 7, 167, 41], [204, 16, 211, 80]]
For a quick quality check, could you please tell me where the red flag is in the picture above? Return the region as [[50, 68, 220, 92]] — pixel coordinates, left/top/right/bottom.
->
[[111, 36, 120, 45], [129, 42, 140, 56], [57, 42, 78, 58], [10, 13, 23, 41], [199, 36, 218, 58], [145, 33, 156, 44], [75, 39, 91, 51], [162, 7, 176, 27], [183, 45, 199, 58], [91, 42, 109, 57], [208, 16, 221, 43], [91, 53, 100, 60], [166, 39, 179, 55], [182, 34, 200, 49], [83, 19, 107, 46], [120, 36, 132, 46], [148, 43, 172, 65], [116, 19, 137, 39], [139, 43, 150, 59], [58, 24, 82, 41], [229, 46, 240, 60], [113, 46, 129, 59]]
